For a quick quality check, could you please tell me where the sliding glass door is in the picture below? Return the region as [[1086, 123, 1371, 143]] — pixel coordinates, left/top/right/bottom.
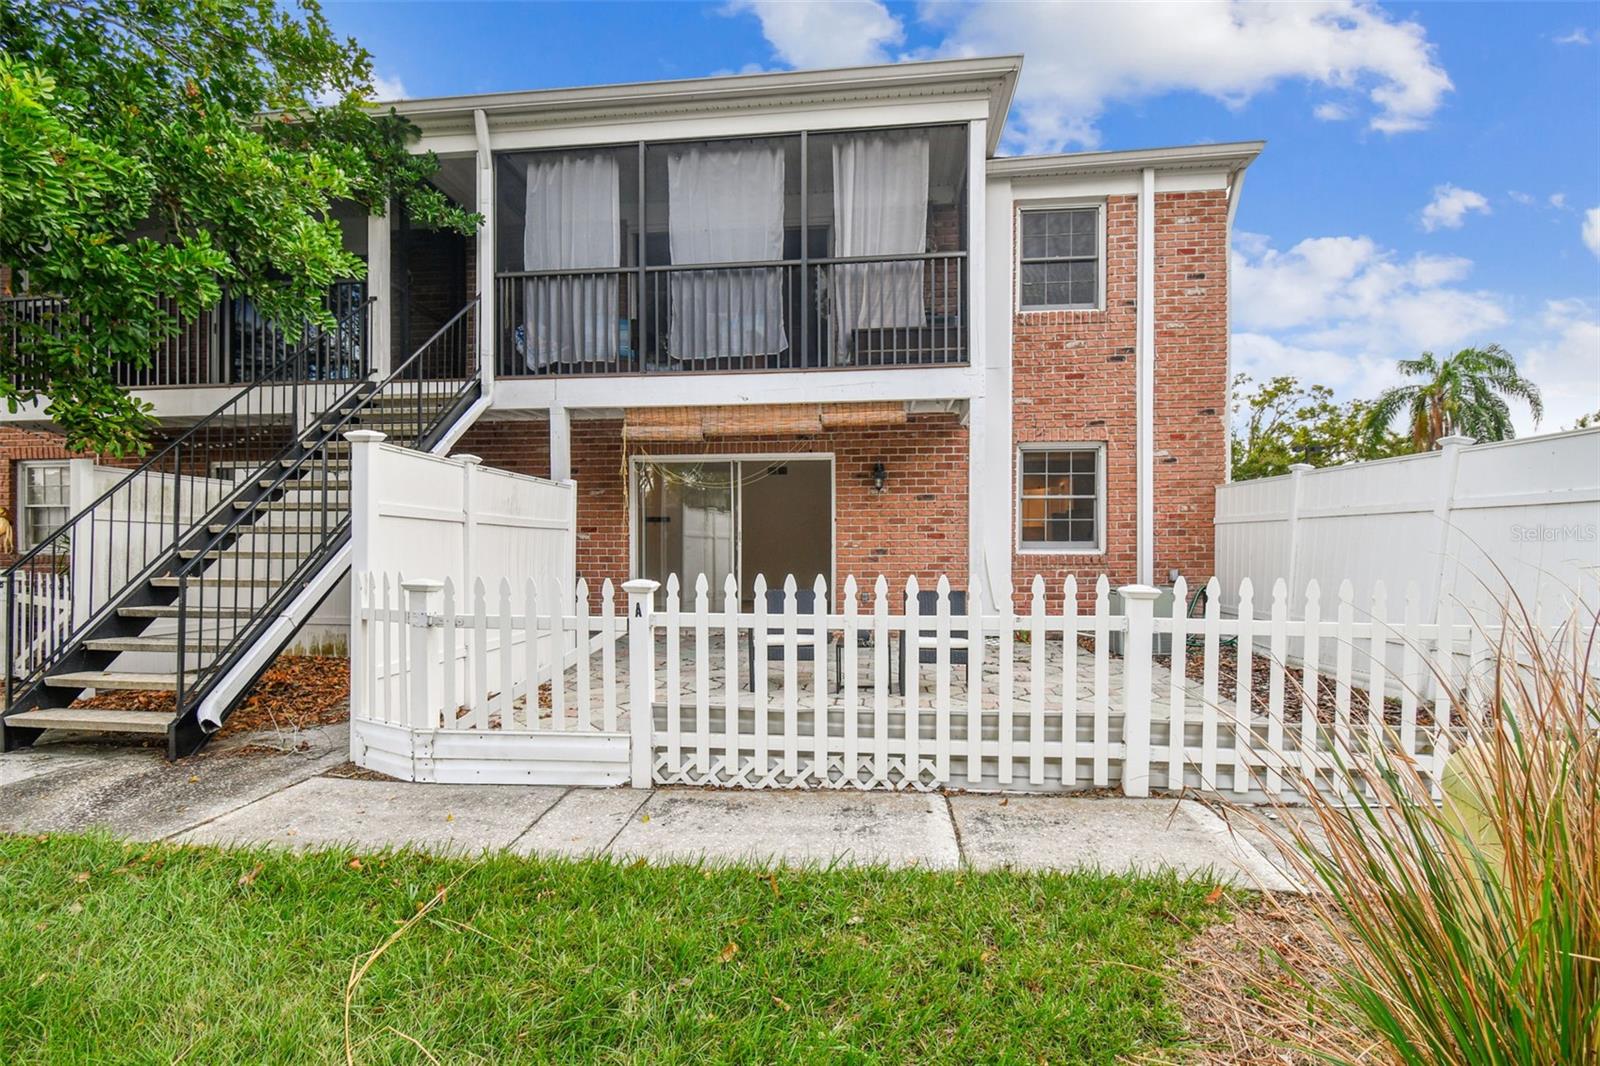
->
[[634, 458, 833, 604], [637, 462, 737, 597]]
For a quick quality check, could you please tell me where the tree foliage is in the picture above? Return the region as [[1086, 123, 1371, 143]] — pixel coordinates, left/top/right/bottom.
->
[[1231, 374, 1407, 480], [0, 0, 478, 454], [1361, 345, 1543, 452]]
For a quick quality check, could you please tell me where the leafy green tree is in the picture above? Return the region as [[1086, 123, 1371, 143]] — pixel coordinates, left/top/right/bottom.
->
[[0, 0, 478, 454], [1231, 374, 1406, 480], [1361, 345, 1543, 452]]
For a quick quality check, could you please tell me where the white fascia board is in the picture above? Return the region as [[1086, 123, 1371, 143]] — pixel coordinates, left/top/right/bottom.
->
[[987, 141, 1264, 180], [1005, 168, 1237, 202], [390, 55, 1021, 153], [416, 97, 990, 157], [491, 366, 983, 413]]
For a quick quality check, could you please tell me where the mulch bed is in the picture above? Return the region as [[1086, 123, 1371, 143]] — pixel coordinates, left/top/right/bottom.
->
[[74, 655, 350, 739], [1162, 895, 1377, 1064], [1156, 645, 1432, 729]]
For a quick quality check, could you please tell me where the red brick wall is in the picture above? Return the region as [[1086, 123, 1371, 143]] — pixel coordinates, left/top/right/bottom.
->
[[455, 412, 969, 603], [1011, 195, 1139, 604], [1009, 190, 1229, 606], [0, 427, 96, 564], [1152, 191, 1229, 585]]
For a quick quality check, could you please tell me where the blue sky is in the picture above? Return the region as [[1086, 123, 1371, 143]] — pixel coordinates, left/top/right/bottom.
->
[[324, 0, 1600, 432]]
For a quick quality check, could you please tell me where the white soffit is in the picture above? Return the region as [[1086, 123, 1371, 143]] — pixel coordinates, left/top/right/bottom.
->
[[384, 56, 1022, 154], [987, 142, 1265, 181]]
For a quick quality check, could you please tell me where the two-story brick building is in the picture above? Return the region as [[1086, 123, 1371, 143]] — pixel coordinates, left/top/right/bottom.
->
[[0, 55, 1258, 752]]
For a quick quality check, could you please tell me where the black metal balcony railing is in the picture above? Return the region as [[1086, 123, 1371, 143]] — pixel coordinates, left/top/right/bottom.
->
[[3, 298, 374, 704], [1, 281, 367, 391], [495, 251, 966, 377]]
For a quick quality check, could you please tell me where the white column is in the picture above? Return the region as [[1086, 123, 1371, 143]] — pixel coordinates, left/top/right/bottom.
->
[[366, 214, 392, 378], [1431, 435, 1473, 620], [623, 578, 660, 788], [474, 108, 496, 395], [402, 578, 445, 730], [1118, 583, 1159, 796], [1135, 167, 1156, 586], [456, 454, 482, 595], [346, 429, 387, 756], [975, 170, 1016, 612], [549, 405, 571, 482], [1285, 462, 1313, 600]]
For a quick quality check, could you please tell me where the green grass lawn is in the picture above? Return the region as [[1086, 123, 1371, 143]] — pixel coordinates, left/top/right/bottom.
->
[[0, 833, 1226, 1064]]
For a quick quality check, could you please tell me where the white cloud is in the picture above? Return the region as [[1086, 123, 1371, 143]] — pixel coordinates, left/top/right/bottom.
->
[[1549, 192, 1568, 209], [1507, 190, 1535, 206], [1584, 207, 1600, 258], [371, 73, 409, 102], [723, 0, 904, 69], [1233, 233, 1598, 435], [923, 0, 1452, 151], [1518, 299, 1600, 432], [1555, 28, 1592, 45], [727, 0, 1452, 152], [1420, 184, 1490, 232]]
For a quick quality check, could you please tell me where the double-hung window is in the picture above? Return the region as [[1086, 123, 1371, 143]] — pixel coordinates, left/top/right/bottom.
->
[[1017, 446, 1103, 552], [18, 461, 69, 551], [1018, 206, 1100, 311]]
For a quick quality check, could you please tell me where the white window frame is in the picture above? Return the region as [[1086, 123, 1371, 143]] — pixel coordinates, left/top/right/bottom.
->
[[1015, 200, 1106, 313], [1015, 443, 1106, 555], [17, 460, 70, 552]]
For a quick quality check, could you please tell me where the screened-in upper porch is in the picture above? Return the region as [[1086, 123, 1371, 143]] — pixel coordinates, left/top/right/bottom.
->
[[493, 124, 970, 377]]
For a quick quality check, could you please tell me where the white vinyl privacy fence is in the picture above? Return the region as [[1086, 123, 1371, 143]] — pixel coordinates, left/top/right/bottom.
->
[[353, 569, 1518, 800], [1216, 430, 1600, 626], [347, 435, 583, 781]]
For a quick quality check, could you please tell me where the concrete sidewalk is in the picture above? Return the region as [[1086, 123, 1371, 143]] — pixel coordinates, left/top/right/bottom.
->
[[1, 723, 1295, 890]]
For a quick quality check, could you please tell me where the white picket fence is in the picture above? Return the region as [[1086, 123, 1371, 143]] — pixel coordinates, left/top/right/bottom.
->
[[4, 569, 73, 680], [352, 568, 1520, 799]]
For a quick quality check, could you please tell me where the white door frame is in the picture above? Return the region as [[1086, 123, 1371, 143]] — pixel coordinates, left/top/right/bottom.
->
[[627, 452, 837, 596]]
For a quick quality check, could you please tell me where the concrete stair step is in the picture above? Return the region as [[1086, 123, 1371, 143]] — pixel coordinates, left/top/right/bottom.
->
[[151, 576, 280, 589], [44, 671, 194, 693], [178, 548, 308, 560], [259, 477, 350, 490], [233, 498, 348, 512], [5, 707, 172, 734], [118, 604, 256, 619], [83, 634, 231, 653]]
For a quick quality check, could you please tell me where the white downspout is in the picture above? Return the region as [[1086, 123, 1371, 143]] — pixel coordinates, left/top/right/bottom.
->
[[1136, 167, 1155, 586]]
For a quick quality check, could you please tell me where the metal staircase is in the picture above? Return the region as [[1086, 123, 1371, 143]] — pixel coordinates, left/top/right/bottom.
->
[[2, 296, 483, 757]]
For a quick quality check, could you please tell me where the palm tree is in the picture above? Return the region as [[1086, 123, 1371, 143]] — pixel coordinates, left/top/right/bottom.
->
[[1363, 345, 1543, 451]]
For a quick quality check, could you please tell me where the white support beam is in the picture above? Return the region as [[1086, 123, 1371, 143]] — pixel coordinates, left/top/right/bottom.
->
[[549, 404, 572, 482], [474, 108, 496, 396], [367, 213, 392, 377], [1135, 167, 1156, 587]]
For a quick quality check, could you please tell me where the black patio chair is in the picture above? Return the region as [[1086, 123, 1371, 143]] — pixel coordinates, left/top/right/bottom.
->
[[745, 587, 842, 691], [896, 588, 970, 694]]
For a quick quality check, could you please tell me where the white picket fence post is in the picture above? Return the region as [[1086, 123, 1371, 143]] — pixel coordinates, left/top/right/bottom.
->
[[1118, 584, 1158, 797], [402, 579, 443, 730], [623, 578, 660, 789]]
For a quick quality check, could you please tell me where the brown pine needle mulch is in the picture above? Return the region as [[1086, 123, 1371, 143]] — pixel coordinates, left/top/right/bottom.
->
[[1155, 895, 1379, 1065], [73, 655, 350, 739]]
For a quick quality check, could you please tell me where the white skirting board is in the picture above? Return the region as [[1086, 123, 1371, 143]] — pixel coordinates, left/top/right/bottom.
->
[[352, 717, 630, 785]]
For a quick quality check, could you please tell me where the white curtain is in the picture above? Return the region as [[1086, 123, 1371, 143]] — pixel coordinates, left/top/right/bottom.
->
[[830, 130, 929, 361], [523, 153, 620, 368], [666, 143, 787, 361]]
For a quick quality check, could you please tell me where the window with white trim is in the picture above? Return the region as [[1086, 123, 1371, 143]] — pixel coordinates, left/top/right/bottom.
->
[[1017, 446, 1102, 551], [18, 461, 69, 551], [1018, 206, 1099, 310]]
